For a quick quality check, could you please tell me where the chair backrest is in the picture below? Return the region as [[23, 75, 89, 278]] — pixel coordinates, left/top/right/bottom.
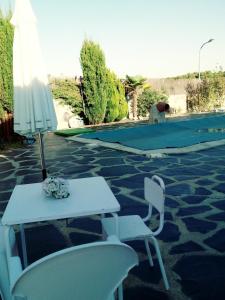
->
[[144, 175, 165, 234], [11, 237, 138, 300], [144, 175, 165, 213]]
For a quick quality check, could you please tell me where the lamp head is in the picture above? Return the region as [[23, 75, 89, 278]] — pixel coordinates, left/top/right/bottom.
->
[[208, 39, 214, 43]]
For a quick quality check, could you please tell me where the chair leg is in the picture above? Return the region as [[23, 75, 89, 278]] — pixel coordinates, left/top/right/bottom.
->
[[150, 236, 170, 290], [144, 238, 154, 267]]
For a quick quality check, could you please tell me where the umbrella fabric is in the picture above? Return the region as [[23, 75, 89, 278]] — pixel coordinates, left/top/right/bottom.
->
[[11, 0, 57, 136]]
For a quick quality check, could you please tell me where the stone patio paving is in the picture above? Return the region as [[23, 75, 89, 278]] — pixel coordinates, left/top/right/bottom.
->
[[1, 133, 225, 300]]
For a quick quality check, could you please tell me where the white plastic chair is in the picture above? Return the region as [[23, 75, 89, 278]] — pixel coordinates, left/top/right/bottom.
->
[[0, 222, 21, 300], [1, 225, 138, 300], [101, 175, 170, 290]]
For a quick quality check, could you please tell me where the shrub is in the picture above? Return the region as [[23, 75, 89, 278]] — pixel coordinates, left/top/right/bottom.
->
[[186, 76, 225, 112], [0, 11, 13, 118], [50, 78, 83, 116], [137, 89, 168, 117]]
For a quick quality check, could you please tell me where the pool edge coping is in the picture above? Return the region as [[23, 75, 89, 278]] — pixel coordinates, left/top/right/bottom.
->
[[67, 136, 225, 158]]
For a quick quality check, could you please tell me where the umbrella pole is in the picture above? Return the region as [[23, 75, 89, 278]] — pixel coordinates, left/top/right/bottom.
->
[[39, 132, 47, 180]]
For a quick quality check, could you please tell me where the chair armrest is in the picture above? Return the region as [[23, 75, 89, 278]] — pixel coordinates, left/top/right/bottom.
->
[[8, 256, 23, 291]]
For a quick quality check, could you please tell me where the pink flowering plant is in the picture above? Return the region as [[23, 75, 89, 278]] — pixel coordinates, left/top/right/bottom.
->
[[43, 177, 70, 199]]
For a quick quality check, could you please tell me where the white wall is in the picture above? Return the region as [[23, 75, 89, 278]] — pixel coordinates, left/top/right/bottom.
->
[[168, 94, 187, 114], [53, 99, 84, 130]]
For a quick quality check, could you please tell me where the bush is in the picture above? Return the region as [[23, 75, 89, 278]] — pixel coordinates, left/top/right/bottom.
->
[[0, 11, 13, 118], [137, 89, 168, 117], [50, 78, 83, 116], [186, 76, 225, 112]]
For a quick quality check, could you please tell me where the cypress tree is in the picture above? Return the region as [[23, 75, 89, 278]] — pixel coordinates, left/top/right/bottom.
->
[[105, 70, 119, 123], [105, 70, 128, 122], [80, 39, 108, 124]]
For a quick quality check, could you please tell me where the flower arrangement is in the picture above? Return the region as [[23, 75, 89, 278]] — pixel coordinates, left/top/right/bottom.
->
[[42, 177, 70, 199]]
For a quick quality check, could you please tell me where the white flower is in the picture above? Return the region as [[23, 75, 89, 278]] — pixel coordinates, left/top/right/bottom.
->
[[43, 177, 70, 199]]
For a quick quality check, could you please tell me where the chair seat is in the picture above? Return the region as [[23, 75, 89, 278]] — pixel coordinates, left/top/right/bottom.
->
[[102, 215, 153, 241]]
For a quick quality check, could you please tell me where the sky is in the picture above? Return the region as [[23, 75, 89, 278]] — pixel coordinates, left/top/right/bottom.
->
[[1, 0, 225, 79]]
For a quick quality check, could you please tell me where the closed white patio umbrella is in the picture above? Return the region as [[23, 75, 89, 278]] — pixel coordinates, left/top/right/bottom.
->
[[11, 0, 57, 180]]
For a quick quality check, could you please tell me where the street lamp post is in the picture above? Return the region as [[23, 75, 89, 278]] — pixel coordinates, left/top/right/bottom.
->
[[198, 39, 214, 80]]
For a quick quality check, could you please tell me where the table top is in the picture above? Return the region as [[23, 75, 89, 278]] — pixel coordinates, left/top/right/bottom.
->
[[2, 176, 120, 225]]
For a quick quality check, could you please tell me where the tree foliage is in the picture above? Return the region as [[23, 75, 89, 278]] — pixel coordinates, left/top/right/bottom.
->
[[80, 40, 108, 124], [0, 11, 13, 118], [105, 70, 128, 122], [186, 76, 225, 112], [115, 77, 128, 121], [137, 88, 168, 117], [172, 71, 225, 80], [124, 75, 147, 119], [50, 78, 83, 115]]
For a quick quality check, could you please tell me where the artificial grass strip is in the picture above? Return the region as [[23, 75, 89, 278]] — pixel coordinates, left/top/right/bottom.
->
[[54, 128, 95, 137]]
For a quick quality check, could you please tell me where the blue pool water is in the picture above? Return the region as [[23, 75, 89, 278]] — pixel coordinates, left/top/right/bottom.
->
[[80, 114, 225, 150]]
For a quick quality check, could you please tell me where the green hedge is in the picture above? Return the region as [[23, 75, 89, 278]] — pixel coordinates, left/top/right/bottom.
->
[[0, 11, 13, 118]]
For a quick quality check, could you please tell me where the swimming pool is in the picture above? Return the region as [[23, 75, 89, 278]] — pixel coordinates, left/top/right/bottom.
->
[[69, 113, 225, 156]]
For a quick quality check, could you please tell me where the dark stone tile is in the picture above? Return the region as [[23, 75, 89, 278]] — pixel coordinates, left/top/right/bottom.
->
[[195, 187, 212, 196], [165, 197, 179, 208], [195, 178, 215, 186], [173, 255, 225, 300], [97, 165, 138, 177], [68, 217, 101, 234], [0, 179, 16, 190], [0, 170, 15, 180], [115, 194, 139, 208], [181, 195, 207, 204], [164, 212, 173, 221], [163, 167, 212, 177], [158, 222, 180, 242], [119, 203, 148, 218], [166, 183, 192, 196], [124, 286, 169, 300], [215, 174, 225, 181], [0, 201, 8, 213], [211, 200, 225, 211], [70, 232, 100, 246], [16, 169, 41, 176], [126, 240, 155, 255], [19, 160, 39, 167], [177, 205, 211, 216], [16, 224, 67, 264], [182, 217, 217, 233], [0, 191, 12, 202], [206, 211, 225, 221], [130, 260, 161, 285], [204, 229, 225, 252], [112, 173, 150, 189], [61, 165, 93, 175], [170, 241, 204, 254], [22, 174, 43, 184], [130, 189, 144, 199], [126, 155, 149, 162], [214, 183, 225, 194], [110, 186, 121, 194], [0, 162, 14, 172], [94, 157, 125, 166]]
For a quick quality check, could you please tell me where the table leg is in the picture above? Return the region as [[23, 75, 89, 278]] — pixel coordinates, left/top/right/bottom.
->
[[101, 214, 106, 240], [19, 224, 28, 268]]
